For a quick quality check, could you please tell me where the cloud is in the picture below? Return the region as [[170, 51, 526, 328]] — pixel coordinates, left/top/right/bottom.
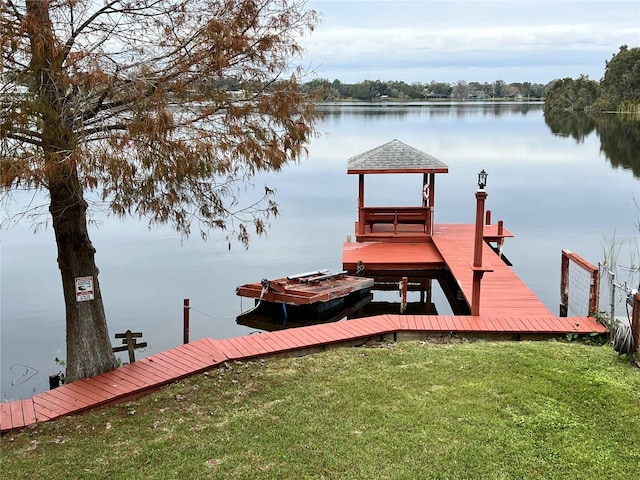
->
[[302, 0, 640, 83]]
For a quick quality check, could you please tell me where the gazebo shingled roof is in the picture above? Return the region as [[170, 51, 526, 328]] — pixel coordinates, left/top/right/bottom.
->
[[347, 139, 449, 174]]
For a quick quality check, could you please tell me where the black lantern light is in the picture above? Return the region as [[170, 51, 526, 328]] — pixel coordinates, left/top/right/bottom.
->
[[477, 169, 488, 190]]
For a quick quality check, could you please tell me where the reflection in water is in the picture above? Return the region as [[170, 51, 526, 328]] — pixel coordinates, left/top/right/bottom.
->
[[316, 101, 543, 120], [544, 111, 640, 178]]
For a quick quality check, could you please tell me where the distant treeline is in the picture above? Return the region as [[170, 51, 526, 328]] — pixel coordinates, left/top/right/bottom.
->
[[544, 45, 640, 114], [302, 46, 640, 112], [301, 78, 546, 102]]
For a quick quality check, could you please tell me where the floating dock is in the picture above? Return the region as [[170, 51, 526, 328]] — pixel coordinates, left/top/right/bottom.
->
[[235, 270, 373, 306]]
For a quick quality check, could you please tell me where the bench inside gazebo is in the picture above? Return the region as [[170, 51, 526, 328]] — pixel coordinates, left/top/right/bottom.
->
[[347, 139, 449, 242]]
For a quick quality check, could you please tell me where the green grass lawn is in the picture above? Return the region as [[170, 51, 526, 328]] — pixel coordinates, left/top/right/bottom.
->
[[2, 340, 639, 479]]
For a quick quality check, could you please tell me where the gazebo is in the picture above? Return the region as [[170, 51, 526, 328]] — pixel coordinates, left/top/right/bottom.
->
[[347, 139, 449, 240]]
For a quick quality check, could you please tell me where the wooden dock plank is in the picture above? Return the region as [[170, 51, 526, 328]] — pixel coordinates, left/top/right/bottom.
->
[[333, 319, 378, 339], [20, 400, 37, 426], [437, 316, 452, 331], [186, 338, 229, 364], [9, 401, 24, 429], [393, 314, 409, 330], [363, 314, 397, 334], [312, 322, 350, 343], [255, 332, 293, 353], [56, 381, 108, 403], [31, 396, 62, 421], [30, 393, 75, 417], [214, 338, 246, 361], [110, 364, 168, 390], [225, 337, 260, 359], [119, 360, 174, 385], [146, 350, 198, 373], [408, 315, 421, 331], [159, 346, 211, 372], [70, 376, 127, 398], [106, 367, 159, 390], [138, 355, 193, 380], [535, 316, 558, 332], [343, 241, 445, 272], [277, 328, 318, 349], [498, 317, 515, 331], [524, 316, 546, 332], [36, 386, 94, 412], [172, 343, 218, 367], [452, 315, 469, 332], [1, 401, 14, 430], [247, 332, 292, 354], [261, 330, 306, 352], [294, 326, 333, 347], [300, 324, 336, 345]]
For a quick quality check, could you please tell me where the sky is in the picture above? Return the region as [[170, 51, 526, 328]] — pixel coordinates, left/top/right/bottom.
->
[[301, 0, 640, 85]]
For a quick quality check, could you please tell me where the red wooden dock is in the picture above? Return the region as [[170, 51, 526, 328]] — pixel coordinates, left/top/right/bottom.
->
[[343, 223, 549, 316], [431, 224, 553, 316], [1, 312, 605, 434], [0, 140, 608, 433]]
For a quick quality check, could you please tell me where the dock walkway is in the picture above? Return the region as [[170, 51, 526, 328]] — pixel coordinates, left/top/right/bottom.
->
[[344, 223, 552, 316], [431, 224, 553, 316], [1, 312, 605, 434]]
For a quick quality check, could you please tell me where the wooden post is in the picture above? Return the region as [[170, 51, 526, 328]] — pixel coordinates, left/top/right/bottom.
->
[[422, 173, 428, 207], [473, 191, 487, 268], [183, 298, 190, 344], [428, 172, 435, 235], [425, 278, 433, 314], [358, 174, 365, 235], [400, 277, 408, 314], [632, 293, 640, 354], [471, 189, 488, 316], [589, 268, 599, 316], [560, 250, 570, 317], [125, 330, 135, 363], [113, 330, 146, 363]]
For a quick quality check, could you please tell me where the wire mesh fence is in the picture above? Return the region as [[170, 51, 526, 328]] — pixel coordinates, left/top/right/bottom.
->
[[566, 261, 595, 316], [561, 250, 639, 354], [560, 250, 598, 318], [598, 262, 635, 327], [598, 262, 640, 355]]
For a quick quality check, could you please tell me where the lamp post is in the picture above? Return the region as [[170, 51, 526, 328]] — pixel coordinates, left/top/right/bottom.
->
[[471, 169, 490, 316]]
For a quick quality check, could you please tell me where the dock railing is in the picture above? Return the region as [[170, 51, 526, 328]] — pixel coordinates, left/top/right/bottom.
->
[[560, 249, 599, 317]]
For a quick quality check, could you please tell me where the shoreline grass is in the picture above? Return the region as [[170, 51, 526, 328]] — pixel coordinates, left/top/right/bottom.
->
[[2, 340, 639, 479]]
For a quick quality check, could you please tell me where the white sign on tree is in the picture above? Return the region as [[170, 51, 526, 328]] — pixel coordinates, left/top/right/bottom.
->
[[75, 276, 95, 302]]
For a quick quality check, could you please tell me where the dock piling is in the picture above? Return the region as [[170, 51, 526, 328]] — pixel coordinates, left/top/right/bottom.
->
[[183, 298, 190, 344]]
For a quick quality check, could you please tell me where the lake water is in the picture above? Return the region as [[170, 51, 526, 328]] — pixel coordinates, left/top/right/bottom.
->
[[2, 103, 638, 400]]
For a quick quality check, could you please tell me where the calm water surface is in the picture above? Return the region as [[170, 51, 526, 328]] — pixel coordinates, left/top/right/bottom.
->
[[2, 103, 638, 399]]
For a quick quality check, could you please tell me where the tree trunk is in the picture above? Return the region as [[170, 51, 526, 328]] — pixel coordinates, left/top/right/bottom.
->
[[49, 177, 117, 383], [24, 0, 117, 383]]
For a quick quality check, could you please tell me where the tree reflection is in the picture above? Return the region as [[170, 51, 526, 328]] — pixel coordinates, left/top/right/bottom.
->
[[544, 112, 640, 178]]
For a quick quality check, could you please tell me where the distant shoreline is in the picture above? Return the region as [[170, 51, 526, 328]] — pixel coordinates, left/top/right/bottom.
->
[[315, 99, 545, 106]]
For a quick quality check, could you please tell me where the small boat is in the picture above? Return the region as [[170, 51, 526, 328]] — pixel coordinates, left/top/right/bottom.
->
[[236, 292, 374, 331], [236, 269, 374, 323]]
